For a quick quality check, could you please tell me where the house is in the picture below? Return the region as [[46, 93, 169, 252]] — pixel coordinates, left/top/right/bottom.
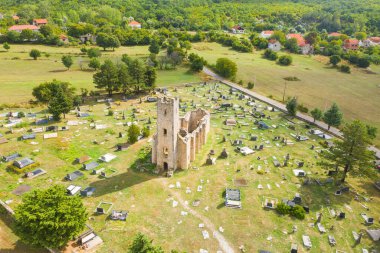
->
[[128, 20, 141, 29], [328, 32, 343, 38], [13, 158, 35, 169], [268, 39, 281, 52], [225, 188, 241, 208], [32, 19, 48, 26], [286, 34, 312, 55], [231, 25, 245, 34], [343, 39, 359, 50], [79, 33, 96, 44], [362, 37, 380, 47], [59, 34, 69, 44], [260, 30, 274, 39], [8, 25, 39, 33]]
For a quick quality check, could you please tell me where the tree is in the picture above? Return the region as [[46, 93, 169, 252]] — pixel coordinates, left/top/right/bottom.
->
[[61, 55, 73, 70], [278, 55, 293, 66], [142, 126, 150, 138], [263, 49, 278, 60], [3, 42, 10, 51], [144, 66, 157, 91], [14, 185, 87, 249], [32, 80, 75, 104], [323, 103, 343, 130], [285, 38, 299, 53], [129, 59, 146, 92], [215, 58, 237, 79], [310, 108, 323, 122], [87, 48, 102, 58], [149, 40, 160, 54], [128, 233, 164, 253], [93, 60, 120, 96], [304, 32, 320, 46], [286, 97, 298, 116], [118, 63, 132, 95], [366, 125, 377, 139], [320, 120, 375, 183], [329, 55, 341, 66], [29, 49, 41, 60], [339, 64, 351, 73], [96, 33, 120, 51], [355, 32, 367, 41], [357, 57, 370, 68], [48, 86, 73, 120], [89, 58, 101, 70], [128, 124, 141, 144], [188, 53, 206, 72]]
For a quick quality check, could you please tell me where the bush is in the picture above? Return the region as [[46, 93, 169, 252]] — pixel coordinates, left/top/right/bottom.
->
[[339, 64, 351, 73], [128, 124, 141, 144], [278, 55, 293, 66], [276, 202, 290, 215], [18, 111, 25, 118], [357, 57, 370, 68], [215, 58, 237, 79], [142, 126, 150, 138], [297, 104, 308, 113], [108, 109, 114, 116], [263, 49, 278, 61], [290, 205, 306, 219], [247, 82, 255, 89]]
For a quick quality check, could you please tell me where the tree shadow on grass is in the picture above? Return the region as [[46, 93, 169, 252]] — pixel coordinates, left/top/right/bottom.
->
[[48, 69, 67, 73], [88, 148, 157, 197], [0, 213, 47, 253]]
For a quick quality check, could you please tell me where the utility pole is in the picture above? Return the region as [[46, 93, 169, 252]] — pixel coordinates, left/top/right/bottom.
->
[[282, 81, 287, 102]]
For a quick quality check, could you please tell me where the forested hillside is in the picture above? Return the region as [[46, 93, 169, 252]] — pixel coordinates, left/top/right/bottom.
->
[[0, 0, 379, 35]]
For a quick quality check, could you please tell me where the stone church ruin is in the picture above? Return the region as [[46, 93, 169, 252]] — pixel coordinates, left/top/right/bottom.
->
[[152, 97, 210, 176]]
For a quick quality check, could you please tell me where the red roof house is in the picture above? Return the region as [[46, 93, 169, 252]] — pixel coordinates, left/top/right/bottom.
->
[[369, 37, 380, 44], [343, 39, 359, 50], [286, 34, 306, 47], [8, 25, 39, 33], [328, 32, 343, 37], [128, 20, 141, 29], [33, 19, 48, 26], [260, 30, 274, 38]]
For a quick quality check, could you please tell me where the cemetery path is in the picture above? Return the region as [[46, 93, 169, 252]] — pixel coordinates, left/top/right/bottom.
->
[[203, 67, 380, 156], [162, 180, 235, 253]]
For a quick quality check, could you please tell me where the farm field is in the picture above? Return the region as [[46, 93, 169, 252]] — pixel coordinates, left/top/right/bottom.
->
[[0, 82, 379, 253], [0, 44, 201, 104], [190, 42, 380, 146]]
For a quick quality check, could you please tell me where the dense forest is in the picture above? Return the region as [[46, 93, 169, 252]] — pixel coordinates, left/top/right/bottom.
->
[[0, 0, 379, 35]]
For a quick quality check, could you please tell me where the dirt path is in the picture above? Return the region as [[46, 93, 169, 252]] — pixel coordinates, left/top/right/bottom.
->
[[162, 180, 235, 253]]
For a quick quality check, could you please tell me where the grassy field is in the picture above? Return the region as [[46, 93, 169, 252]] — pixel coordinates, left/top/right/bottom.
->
[[190, 42, 380, 146], [0, 44, 201, 104], [0, 83, 379, 252]]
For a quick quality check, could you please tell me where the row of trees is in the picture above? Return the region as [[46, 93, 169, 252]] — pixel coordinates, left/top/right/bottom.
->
[[94, 56, 156, 96]]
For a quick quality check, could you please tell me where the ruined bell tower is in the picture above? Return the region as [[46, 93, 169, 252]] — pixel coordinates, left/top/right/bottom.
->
[[152, 97, 180, 173]]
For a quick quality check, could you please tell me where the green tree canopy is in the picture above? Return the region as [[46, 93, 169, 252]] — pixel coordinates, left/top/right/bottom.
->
[[32, 80, 76, 104], [96, 32, 121, 51], [87, 48, 102, 58], [320, 120, 375, 182], [128, 124, 141, 144], [93, 59, 120, 96], [88, 57, 101, 70], [3, 42, 10, 51], [278, 55, 293, 66], [329, 55, 341, 66], [48, 85, 74, 120], [286, 97, 298, 116], [310, 108, 323, 122], [128, 233, 164, 253], [323, 102, 343, 129], [215, 58, 237, 79], [61, 55, 73, 70], [14, 185, 87, 249], [29, 49, 41, 60]]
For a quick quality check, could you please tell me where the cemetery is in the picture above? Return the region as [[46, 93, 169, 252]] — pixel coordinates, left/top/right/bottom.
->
[[0, 81, 379, 252]]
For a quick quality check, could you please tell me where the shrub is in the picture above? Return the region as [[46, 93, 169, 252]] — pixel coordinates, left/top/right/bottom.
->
[[128, 124, 141, 144], [276, 202, 290, 215], [263, 49, 278, 61], [142, 126, 150, 138], [247, 82, 255, 89], [297, 104, 308, 113], [329, 55, 341, 66], [238, 80, 243, 85], [18, 111, 25, 118], [278, 55, 293, 66], [107, 109, 114, 116], [290, 205, 306, 219], [357, 57, 370, 68], [339, 64, 351, 73]]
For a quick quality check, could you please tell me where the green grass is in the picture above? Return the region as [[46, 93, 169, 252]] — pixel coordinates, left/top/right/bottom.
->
[[190, 42, 380, 146], [0, 44, 201, 104], [0, 83, 379, 252]]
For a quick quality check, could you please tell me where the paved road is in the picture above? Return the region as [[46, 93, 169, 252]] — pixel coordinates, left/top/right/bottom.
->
[[203, 67, 380, 155]]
